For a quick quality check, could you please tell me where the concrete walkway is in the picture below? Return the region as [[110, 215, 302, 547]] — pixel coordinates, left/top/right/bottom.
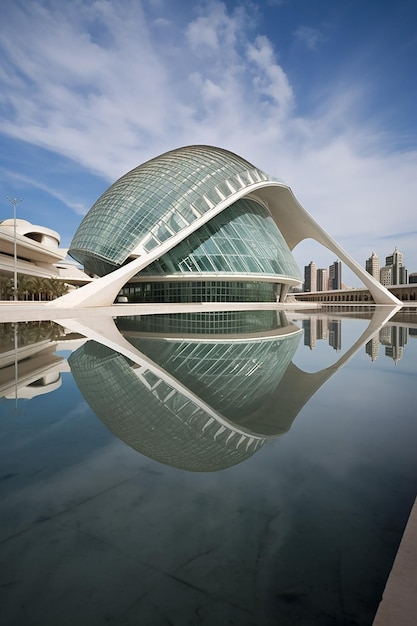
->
[[0, 300, 320, 323], [373, 497, 417, 625]]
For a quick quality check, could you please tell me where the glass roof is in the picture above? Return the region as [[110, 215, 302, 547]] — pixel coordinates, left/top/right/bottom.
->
[[69, 145, 279, 267]]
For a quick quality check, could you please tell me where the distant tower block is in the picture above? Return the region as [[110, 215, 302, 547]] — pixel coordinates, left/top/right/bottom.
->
[[366, 251, 380, 280]]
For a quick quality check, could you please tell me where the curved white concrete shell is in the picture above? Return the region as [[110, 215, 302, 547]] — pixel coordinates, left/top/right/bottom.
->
[[0, 219, 92, 291], [48, 146, 400, 308], [1, 218, 61, 250]]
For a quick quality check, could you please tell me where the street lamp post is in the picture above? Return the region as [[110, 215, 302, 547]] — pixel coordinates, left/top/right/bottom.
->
[[6, 196, 24, 301]]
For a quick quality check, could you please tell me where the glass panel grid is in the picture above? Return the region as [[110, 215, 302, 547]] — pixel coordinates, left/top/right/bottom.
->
[[69, 145, 279, 270], [127, 330, 301, 423], [141, 198, 301, 281], [122, 280, 277, 303]]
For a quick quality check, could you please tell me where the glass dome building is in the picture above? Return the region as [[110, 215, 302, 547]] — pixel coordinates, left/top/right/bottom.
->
[[69, 145, 302, 303], [61, 144, 399, 307]]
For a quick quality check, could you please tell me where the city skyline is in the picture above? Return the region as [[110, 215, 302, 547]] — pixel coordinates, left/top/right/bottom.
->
[[304, 259, 342, 292], [304, 246, 414, 292], [0, 0, 416, 284]]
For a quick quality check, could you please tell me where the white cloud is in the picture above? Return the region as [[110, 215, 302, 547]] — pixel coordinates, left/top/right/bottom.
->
[[247, 35, 294, 117], [185, 1, 242, 56], [295, 25, 324, 51], [0, 0, 416, 274]]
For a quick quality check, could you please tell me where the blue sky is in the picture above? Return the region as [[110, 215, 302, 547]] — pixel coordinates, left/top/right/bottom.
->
[[1, 0, 416, 285]]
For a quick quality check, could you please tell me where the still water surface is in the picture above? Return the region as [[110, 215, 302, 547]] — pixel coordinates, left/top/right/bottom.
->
[[0, 307, 416, 625]]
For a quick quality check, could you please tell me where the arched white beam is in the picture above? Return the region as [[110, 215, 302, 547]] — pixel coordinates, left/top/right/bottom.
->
[[253, 185, 401, 305], [48, 179, 400, 308]]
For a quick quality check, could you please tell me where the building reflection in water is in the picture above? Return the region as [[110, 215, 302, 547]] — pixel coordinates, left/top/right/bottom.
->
[[66, 305, 401, 472], [303, 317, 342, 351], [69, 310, 303, 472], [365, 309, 417, 364], [299, 308, 416, 365], [1, 306, 405, 469], [0, 321, 70, 403]]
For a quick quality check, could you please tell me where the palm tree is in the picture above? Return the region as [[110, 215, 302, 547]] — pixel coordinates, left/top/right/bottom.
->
[[0, 275, 12, 300], [16, 275, 35, 301], [44, 278, 53, 301], [31, 277, 46, 301], [44, 277, 69, 300], [0, 274, 69, 301], [55, 280, 69, 298]]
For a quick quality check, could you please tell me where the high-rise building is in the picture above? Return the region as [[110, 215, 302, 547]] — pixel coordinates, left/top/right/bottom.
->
[[366, 251, 380, 280], [399, 266, 408, 284], [328, 320, 342, 350], [316, 317, 328, 340], [328, 260, 342, 290], [304, 261, 317, 292], [366, 337, 379, 361], [384, 326, 407, 363], [303, 319, 316, 349], [382, 247, 406, 285], [317, 268, 328, 291], [380, 265, 392, 286]]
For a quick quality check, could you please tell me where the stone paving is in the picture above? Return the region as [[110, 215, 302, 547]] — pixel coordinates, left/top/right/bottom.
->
[[373, 497, 417, 625]]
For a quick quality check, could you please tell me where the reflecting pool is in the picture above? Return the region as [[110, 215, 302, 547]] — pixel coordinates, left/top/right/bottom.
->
[[1, 307, 416, 625]]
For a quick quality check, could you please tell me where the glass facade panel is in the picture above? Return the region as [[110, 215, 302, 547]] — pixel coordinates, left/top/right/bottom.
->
[[143, 236, 159, 252], [156, 223, 173, 242], [217, 182, 233, 198], [167, 212, 186, 232], [140, 198, 301, 281], [121, 281, 277, 303], [70, 145, 265, 269], [116, 310, 290, 335], [120, 325, 301, 424]]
